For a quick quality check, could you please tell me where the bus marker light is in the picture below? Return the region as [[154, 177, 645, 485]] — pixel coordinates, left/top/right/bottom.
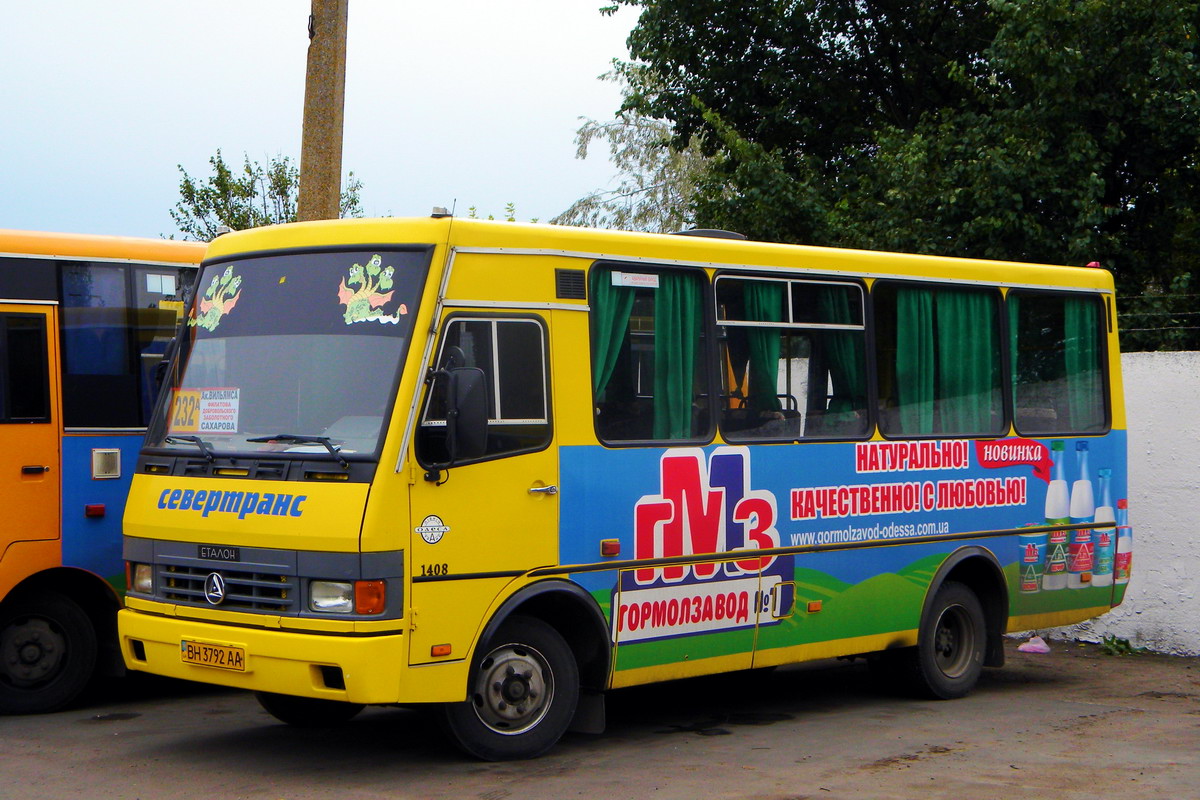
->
[[600, 539, 620, 557], [431, 644, 452, 657], [84, 504, 106, 518], [807, 601, 823, 613], [354, 580, 386, 615]]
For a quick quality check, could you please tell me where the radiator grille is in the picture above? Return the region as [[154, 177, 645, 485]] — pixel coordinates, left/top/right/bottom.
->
[[159, 564, 296, 612]]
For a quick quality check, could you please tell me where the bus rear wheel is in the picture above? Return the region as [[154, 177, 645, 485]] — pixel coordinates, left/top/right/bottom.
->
[[255, 692, 364, 726], [0, 592, 98, 714], [909, 580, 985, 699], [441, 615, 579, 760]]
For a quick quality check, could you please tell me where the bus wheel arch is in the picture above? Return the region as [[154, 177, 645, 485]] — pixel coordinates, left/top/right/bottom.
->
[[925, 546, 1009, 670], [0, 581, 101, 715], [13, 568, 124, 676], [872, 546, 1008, 700], [477, 580, 611, 699], [442, 580, 610, 759], [442, 614, 579, 760]]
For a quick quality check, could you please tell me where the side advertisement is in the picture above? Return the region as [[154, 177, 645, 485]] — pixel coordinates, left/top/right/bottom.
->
[[559, 433, 1128, 671]]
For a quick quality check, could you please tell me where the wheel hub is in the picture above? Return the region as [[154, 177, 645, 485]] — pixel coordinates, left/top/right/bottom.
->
[[1, 617, 65, 686], [933, 604, 972, 678], [471, 643, 553, 735]]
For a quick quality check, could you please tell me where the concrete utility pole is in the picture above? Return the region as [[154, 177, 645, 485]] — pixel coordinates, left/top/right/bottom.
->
[[297, 0, 348, 222]]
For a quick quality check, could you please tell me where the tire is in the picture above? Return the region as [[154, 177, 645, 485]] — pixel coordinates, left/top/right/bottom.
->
[[907, 580, 986, 699], [255, 692, 364, 727], [441, 615, 579, 761], [0, 593, 98, 714]]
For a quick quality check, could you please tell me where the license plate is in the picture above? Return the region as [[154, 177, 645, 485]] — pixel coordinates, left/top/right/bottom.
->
[[181, 640, 246, 672]]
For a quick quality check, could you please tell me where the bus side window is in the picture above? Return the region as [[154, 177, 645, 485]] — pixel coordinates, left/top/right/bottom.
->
[[715, 277, 868, 441], [874, 282, 1006, 438], [59, 261, 194, 428], [417, 316, 551, 465], [589, 266, 711, 444], [1009, 291, 1107, 434]]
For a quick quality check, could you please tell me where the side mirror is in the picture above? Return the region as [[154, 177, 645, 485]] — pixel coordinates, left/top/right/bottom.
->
[[424, 365, 488, 482], [447, 366, 488, 461]]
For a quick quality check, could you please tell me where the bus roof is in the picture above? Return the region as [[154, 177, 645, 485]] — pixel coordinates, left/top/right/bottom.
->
[[201, 217, 1115, 293], [0, 229, 205, 265]]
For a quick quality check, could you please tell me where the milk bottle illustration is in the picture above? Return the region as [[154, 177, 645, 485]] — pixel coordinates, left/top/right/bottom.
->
[[1067, 441, 1095, 589], [1043, 440, 1070, 590], [1091, 469, 1115, 587], [1114, 498, 1133, 584]]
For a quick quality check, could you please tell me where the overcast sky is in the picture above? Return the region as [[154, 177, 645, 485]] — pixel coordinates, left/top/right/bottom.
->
[[0, 1, 636, 238]]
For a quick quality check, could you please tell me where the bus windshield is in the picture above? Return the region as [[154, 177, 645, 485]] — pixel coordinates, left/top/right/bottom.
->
[[147, 248, 430, 459]]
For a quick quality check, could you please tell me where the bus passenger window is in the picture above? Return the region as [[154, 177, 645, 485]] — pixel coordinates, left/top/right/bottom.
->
[[1009, 291, 1106, 434], [589, 267, 711, 444], [715, 277, 868, 441], [418, 317, 550, 464], [875, 283, 1005, 438], [59, 261, 195, 428]]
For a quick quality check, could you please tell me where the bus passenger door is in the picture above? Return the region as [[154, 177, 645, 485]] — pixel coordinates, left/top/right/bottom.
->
[[407, 314, 558, 669], [0, 306, 62, 565]]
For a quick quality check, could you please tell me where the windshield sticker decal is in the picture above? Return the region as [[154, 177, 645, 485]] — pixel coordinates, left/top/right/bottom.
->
[[338, 254, 408, 325], [168, 387, 240, 434], [190, 266, 242, 331]]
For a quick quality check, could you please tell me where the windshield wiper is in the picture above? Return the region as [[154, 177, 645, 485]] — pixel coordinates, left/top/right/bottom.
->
[[246, 434, 349, 469], [164, 435, 215, 462]]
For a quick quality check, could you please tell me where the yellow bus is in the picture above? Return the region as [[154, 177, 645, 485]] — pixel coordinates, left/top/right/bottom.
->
[[1, 229, 202, 713], [118, 216, 1129, 758]]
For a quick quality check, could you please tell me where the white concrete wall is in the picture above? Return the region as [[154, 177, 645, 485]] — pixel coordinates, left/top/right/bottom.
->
[[1056, 351, 1200, 655]]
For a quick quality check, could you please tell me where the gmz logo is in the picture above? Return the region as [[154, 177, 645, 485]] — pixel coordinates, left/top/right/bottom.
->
[[633, 447, 780, 583], [616, 447, 793, 643]]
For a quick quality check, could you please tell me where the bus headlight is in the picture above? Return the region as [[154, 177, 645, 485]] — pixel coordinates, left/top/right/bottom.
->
[[131, 563, 153, 594], [309, 580, 354, 613], [308, 580, 387, 614]]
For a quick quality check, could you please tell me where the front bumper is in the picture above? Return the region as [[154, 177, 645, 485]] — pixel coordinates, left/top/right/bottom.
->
[[119, 607, 413, 704]]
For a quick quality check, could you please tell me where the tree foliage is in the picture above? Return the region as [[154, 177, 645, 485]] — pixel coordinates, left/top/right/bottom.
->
[[609, 0, 1200, 350], [170, 150, 363, 242], [554, 73, 712, 232]]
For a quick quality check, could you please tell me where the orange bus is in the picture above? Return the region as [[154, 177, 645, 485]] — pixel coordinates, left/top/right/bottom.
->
[[0, 230, 202, 713]]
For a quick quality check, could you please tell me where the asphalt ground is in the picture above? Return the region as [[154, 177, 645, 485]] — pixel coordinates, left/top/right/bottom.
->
[[2, 639, 1196, 799]]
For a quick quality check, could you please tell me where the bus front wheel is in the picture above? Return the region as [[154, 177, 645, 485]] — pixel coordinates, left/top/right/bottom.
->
[[0, 592, 98, 714], [441, 615, 579, 760]]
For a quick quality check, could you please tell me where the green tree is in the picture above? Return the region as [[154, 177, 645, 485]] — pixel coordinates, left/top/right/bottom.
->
[[554, 71, 712, 232], [466, 203, 537, 222], [170, 150, 363, 242], [609, 0, 1200, 350]]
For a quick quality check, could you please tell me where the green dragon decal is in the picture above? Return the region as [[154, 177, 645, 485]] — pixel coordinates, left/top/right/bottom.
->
[[337, 254, 407, 325], [190, 265, 242, 331]]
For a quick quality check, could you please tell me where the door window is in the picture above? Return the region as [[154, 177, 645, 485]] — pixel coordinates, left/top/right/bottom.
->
[[418, 316, 551, 464], [0, 313, 50, 423]]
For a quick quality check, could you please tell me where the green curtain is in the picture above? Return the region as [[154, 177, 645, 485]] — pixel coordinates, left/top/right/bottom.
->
[[817, 287, 866, 425], [1064, 297, 1103, 429], [935, 290, 998, 433], [589, 268, 635, 400], [743, 282, 783, 415], [653, 272, 702, 439], [896, 288, 935, 434]]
